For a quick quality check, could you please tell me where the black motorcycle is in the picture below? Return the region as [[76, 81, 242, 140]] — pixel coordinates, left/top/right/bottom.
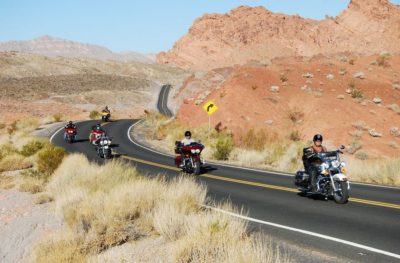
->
[[295, 146, 350, 204]]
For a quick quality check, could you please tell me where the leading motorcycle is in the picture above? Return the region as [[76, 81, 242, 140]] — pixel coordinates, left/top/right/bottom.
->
[[97, 135, 113, 159], [175, 141, 204, 175], [295, 146, 350, 204]]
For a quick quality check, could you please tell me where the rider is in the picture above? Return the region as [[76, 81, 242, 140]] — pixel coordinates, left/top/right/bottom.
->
[[89, 124, 105, 144], [181, 131, 195, 146], [64, 121, 77, 140], [304, 134, 327, 192], [102, 106, 111, 115]]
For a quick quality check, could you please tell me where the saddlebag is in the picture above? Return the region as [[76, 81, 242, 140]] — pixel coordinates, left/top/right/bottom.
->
[[295, 170, 309, 187], [175, 141, 182, 154], [175, 155, 182, 166]]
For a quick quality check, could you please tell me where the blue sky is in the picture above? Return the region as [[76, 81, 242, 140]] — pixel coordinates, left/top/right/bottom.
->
[[0, 0, 399, 53]]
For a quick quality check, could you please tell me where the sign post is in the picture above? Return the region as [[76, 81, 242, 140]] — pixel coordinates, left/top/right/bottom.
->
[[202, 100, 218, 140]]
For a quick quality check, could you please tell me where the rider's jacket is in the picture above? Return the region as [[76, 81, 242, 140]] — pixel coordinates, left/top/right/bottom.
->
[[181, 138, 195, 146]]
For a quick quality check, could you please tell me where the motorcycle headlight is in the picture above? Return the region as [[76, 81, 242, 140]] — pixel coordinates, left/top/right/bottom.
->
[[341, 162, 346, 167], [191, 149, 196, 154], [332, 161, 340, 168], [196, 149, 201, 153], [322, 163, 329, 170], [108, 140, 112, 144]]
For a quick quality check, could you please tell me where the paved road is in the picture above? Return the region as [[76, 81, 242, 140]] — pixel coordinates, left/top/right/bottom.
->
[[51, 86, 400, 263], [157, 84, 173, 117]]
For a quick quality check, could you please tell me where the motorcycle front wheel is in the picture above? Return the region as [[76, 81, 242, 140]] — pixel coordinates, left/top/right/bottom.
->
[[194, 160, 201, 175], [333, 181, 349, 204]]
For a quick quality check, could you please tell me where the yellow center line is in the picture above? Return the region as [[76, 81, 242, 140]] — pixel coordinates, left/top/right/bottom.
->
[[120, 155, 400, 210]]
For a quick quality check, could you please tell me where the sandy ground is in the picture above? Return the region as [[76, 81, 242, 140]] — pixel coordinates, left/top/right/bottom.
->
[[0, 184, 63, 263]]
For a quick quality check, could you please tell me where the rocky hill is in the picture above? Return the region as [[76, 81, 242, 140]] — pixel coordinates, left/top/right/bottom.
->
[[157, 0, 400, 70], [0, 35, 154, 64]]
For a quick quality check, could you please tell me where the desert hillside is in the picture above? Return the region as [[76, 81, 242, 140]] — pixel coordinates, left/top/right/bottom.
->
[[157, 0, 400, 70], [0, 35, 154, 63], [0, 51, 189, 123], [175, 53, 400, 159]]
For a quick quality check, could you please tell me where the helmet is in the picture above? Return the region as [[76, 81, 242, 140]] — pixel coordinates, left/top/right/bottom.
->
[[313, 134, 323, 142], [68, 121, 73, 125], [105, 106, 108, 110], [184, 131, 192, 137]]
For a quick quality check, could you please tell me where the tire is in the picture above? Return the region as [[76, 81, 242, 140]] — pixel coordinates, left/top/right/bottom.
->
[[333, 181, 349, 204], [194, 160, 201, 175]]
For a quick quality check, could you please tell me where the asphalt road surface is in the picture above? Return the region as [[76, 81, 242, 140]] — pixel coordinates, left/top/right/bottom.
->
[[52, 86, 400, 263]]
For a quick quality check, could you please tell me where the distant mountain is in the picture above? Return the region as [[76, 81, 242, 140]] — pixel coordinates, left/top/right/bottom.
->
[[157, 0, 400, 70], [0, 35, 154, 64]]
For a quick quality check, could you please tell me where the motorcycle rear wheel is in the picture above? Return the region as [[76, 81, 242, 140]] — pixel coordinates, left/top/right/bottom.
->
[[333, 181, 349, 204]]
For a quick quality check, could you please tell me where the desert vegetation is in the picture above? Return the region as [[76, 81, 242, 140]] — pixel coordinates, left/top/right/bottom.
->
[[138, 112, 400, 186], [32, 154, 291, 263]]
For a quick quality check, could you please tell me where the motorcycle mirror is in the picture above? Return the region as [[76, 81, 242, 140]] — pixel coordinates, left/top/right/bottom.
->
[[340, 145, 346, 150]]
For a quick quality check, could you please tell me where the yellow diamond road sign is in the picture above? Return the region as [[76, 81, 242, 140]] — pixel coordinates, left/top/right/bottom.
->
[[203, 100, 218, 116]]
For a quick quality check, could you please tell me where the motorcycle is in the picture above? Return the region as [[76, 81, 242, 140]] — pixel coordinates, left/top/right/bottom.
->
[[64, 127, 77, 144], [101, 111, 110, 122], [89, 129, 105, 146], [295, 145, 350, 204], [175, 141, 204, 175], [96, 135, 112, 159]]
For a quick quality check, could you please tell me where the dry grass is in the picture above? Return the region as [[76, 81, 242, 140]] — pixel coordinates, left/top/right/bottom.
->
[[0, 153, 33, 172], [348, 158, 400, 186], [35, 154, 290, 262]]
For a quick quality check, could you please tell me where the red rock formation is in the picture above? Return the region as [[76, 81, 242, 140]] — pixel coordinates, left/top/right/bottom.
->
[[157, 1, 400, 70]]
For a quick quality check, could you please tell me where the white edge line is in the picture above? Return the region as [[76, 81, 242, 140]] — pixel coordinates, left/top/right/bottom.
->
[[204, 205, 400, 260], [127, 120, 400, 190]]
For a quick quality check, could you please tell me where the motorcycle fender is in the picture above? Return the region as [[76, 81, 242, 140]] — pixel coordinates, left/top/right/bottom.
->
[[193, 156, 202, 162], [333, 173, 348, 182]]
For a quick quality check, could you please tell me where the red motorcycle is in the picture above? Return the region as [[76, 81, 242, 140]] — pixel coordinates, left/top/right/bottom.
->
[[175, 141, 205, 175], [89, 128, 105, 146], [64, 127, 77, 144]]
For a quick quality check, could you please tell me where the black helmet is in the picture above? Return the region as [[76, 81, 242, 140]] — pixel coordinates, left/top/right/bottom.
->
[[184, 131, 192, 137], [68, 121, 73, 125], [105, 106, 108, 109], [313, 134, 323, 142]]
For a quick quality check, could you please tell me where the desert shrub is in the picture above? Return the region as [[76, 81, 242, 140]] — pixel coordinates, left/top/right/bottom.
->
[[289, 130, 301, 141], [265, 144, 287, 165], [36, 146, 66, 178], [288, 108, 304, 124], [0, 153, 32, 172], [377, 54, 390, 67], [238, 129, 278, 151], [355, 151, 369, 160], [349, 58, 355, 65], [19, 140, 47, 157], [280, 74, 288, 82], [52, 113, 63, 122], [213, 133, 234, 160], [7, 121, 18, 135], [348, 158, 400, 186], [0, 144, 17, 161], [89, 110, 101, 120], [347, 140, 363, 154], [251, 85, 258, 90], [37, 154, 289, 262], [33, 193, 54, 205], [350, 88, 363, 99]]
